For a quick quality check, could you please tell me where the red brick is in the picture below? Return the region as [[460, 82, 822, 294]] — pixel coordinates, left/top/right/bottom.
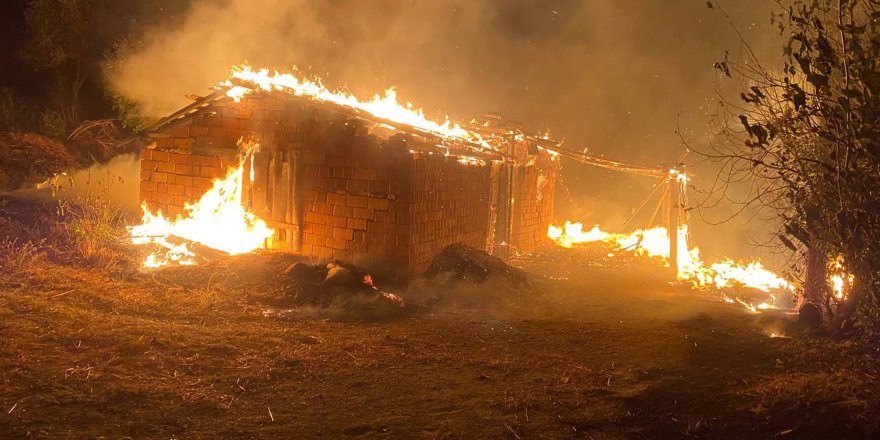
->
[[140, 160, 157, 170], [368, 198, 389, 211], [175, 176, 193, 187], [304, 212, 322, 224], [139, 189, 153, 202], [313, 246, 332, 258], [349, 196, 368, 208], [190, 125, 208, 137], [353, 207, 371, 219], [374, 211, 392, 223], [200, 155, 222, 168], [200, 167, 221, 178], [332, 227, 353, 241], [330, 216, 347, 228], [195, 136, 215, 147], [173, 164, 193, 175], [152, 150, 171, 163], [157, 192, 174, 205], [157, 162, 173, 173], [153, 172, 168, 183], [168, 125, 190, 138], [347, 218, 367, 230], [141, 180, 157, 192], [156, 138, 174, 148], [170, 153, 189, 164]]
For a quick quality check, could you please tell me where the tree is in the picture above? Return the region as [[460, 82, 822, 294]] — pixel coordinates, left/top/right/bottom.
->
[[707, 0, 880, 337], [22, 0, 130, 129]]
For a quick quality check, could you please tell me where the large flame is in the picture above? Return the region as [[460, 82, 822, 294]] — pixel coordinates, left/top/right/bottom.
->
[[547, 220, 794, 310], [130, 140, 273, 268], [222, 65, 487, 146]]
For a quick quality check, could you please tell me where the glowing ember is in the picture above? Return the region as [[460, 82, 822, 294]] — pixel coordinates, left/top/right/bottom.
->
[[829, 256, 854, 300], [222, 65, 487, 147], [130, 140, 274, 267]]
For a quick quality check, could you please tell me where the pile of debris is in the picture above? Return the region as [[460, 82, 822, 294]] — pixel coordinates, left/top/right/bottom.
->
[[424, 243, 528, 287], [0, 132, 75, 190], [152, 252, 409, 321], [147, 244, 530, 319]]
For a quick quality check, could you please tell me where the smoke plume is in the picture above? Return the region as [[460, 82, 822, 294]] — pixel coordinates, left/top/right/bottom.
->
[[109, 0, 780, 260]]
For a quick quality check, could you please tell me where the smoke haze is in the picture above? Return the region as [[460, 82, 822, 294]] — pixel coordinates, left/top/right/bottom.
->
[[110, 0, 782, 261]]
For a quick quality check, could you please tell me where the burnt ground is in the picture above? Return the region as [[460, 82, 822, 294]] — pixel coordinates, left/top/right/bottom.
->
[[1, 246, 879, 439]]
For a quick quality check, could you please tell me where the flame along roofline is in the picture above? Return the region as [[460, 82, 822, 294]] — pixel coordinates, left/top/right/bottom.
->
[[142, 85, 520, 163]]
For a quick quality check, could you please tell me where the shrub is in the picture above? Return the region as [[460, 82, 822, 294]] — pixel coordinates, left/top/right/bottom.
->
[[39, 110, 68, 140], [54, 191, 128, 269]]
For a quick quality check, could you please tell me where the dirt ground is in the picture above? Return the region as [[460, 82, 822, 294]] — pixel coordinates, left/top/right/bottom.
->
[[1, 244, 878, 439]]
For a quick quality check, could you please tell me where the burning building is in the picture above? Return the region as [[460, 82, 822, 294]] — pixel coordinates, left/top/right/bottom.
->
[[137, 67, 557, 280]]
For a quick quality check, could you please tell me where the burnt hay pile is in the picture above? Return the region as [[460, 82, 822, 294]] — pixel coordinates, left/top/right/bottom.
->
[[152, 253, 410, 321], [424, 243, 528, 287], [149, 244, 529, 319]]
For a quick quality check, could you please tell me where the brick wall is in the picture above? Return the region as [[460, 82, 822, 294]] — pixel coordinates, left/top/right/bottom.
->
[[408, 155, 492, 276], [142, 93, 495, 280], [297, 144, 413, 278], [509, 154, 557, 256]]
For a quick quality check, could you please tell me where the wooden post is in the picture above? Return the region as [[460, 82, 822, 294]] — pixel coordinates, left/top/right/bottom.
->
[[668, 177, 679, 276], [291, 150, 304, 252]]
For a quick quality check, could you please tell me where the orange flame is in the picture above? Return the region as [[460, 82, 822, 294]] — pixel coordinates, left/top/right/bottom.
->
[[221, 65, 488, 147], [547, 220, 794, 311], [829, 256, 854, 300], [130, 140, 273, 267]]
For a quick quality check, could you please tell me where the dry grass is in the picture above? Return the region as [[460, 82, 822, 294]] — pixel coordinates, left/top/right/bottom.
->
[[0, 238, 46, 274], [53, 192, 128, 269], [0, 207, 878, 438], [0, 192, 132, 273]]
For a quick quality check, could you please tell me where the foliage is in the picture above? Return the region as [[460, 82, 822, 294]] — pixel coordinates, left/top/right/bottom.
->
[[108, 94, 149, 132], [38, 109, 68, 139], [7, 1, 182, 133], [0, 88, 37, 131], [23, 0, 92, 112], [709, 0, 880, 337], [22, 0, 136, 126]]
